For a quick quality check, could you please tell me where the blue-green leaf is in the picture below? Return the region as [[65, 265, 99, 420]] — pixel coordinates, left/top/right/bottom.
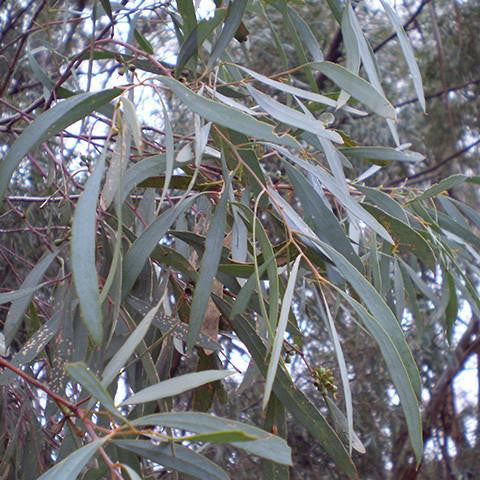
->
[[263, 256, 301, 410], [72, 153, 106, 345], [0, 89, 121, 203], [120, 369, 234, 406], [37, 438, 108, 480], [187, 181, 229, 351], [157, 77, 297, 147], [132, 411, 292, 465]]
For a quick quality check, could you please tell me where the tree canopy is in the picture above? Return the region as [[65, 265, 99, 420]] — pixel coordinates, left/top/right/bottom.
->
[[0, 1, 479, 479]]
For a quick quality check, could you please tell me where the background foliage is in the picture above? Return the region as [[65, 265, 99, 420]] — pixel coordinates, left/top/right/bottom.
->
[[0, 0, 479, 479]]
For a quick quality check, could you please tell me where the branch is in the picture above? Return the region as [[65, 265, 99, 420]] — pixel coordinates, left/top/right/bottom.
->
[[373, 0, 432, 53], [0, 357, 122, 480], [392, 316, 480, 479], [387, 138, 480, 186], [395, 78, 480, 108]]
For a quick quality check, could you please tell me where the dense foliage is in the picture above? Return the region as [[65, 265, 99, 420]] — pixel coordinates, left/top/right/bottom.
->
[[0, 1, 479, 479]]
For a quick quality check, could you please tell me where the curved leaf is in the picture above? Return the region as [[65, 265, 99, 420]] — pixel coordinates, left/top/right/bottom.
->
[[116, 440, 229, 480], [0, 89, 121, 203], [72, 153, 106, 345], [157, 77, 298, 147], [120, 369, 234, 406], [263, 255, 301, 410], [37, 438, 107, 480], [313, 61, 396, 119], [132, 411, 292, 465]]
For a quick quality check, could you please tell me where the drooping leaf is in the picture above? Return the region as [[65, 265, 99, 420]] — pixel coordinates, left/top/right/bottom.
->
[[101, 300, 162, 388], [177, 9, 226, 74], [263, 255, 301, 410], [0, 284, 47, 306], [120, 369, 234, 406], [247, 84, 343, 143], [234, 64, 366, 115], [340, 146, 424, 163], [132, 411, 292, 465], [380, 0, 426, 112], [180, 430, 257, 443], [99, 0, 113, 21], [313, 62, 396, 119], [65, 362, 120, 418], [157, 77, 298, 147], [208, 0, 247, 68], [187, 180, 229, 351], [115, 440, 229, 480], [285, 162, 363, 272], [71, 152, 106, 345], [0, 89, 121, 203], [286, 6, 323, 62], [122, 195, 198, 298], [37, 438, 108, 480], [213, 296, 357, 477], [3, 249, 57, 346]]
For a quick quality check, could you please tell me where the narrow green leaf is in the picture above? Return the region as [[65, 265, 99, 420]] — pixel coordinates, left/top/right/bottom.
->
[[235, 64, 366, 115], [176, 8, 226, 74], [132, 411, 292, 465], [319, 290, 354, 454], [0, 284, 47, 306], [247, 85, 343, 143], [101, 300, 161, 388], [99, 0, 113, 21], [157, 99, 174, 207], [324, 396, 365, 454], [356, 185, 410, 224], [122, 195, 198, 298], [187, 182, 229, 351], [72, 153, 106, 345], [37, 438, 107, 480], [4, 250, 57, 345], [263, 255, 301, 410], [213, 296, 356, 477], [274, 146, 394, 243], [362, 204, 436, 267], [177, 0, 197, 38], [411, 174, 477, 202], [0, 89, 121, 203], [122, 154, 168, 201], [157, 77, 297, 147], [181, 430, 257, 443], [337, 292, 423, 463], [120, 369, 234, 406], [285, 162, 363, 272], [326, 0, 344, 23], [133, 28, 154, 54], [338, 1, 360, 108], [340, 146, 424, 163], [345, 3, 399, 143], [380, 0, 425, 112], [307, 235, 422, 399], [208, 0, 247, 68], [445, 271, 458, 341], [262, 394, 289, 479], [313, 61, 396, 119], [121, 97, 142, 151], [128, 296, 219, 351], [116, 440, 228, 480], [65, 362, 119, 418], [0, 313, 59, 386], [287, 6, 323, 62], [120, 465, 142, 480]]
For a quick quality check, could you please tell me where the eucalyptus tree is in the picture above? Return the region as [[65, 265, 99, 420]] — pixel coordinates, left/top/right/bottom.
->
[[0, 1, 479, 479]]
